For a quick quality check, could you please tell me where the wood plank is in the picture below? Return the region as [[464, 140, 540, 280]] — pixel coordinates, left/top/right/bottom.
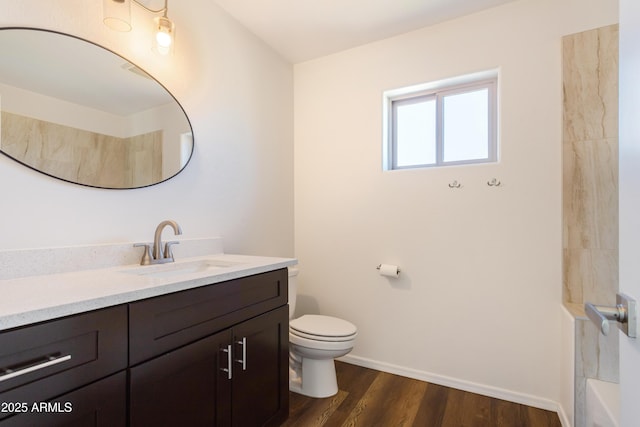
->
[[413, 382, 449, 426], [323, 362, 378, 427], [491, 399, 529, 427], [440, 387, 467, 427], [281, 390, 348, 427], [461, 391, 493, 426], [527, 405, 563, 427], [340, 372, 427, 427]]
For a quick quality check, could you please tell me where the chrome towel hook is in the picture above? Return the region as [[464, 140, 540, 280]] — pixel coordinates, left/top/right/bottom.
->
[[487, 178, 501, 187], [448, 180, 461, 189]]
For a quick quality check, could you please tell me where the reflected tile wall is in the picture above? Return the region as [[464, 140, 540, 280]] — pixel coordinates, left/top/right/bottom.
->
[[0, 112, 162, 188], [562, 25, 619, 427]]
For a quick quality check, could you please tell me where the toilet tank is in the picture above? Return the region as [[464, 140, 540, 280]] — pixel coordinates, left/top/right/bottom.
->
[[288, 267, 298, 319]]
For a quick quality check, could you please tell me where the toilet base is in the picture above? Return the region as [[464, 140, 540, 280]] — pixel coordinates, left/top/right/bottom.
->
[[289, 356, 338, 398]]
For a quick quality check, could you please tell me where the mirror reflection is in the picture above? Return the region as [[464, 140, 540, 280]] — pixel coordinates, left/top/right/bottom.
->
[[0, 28, 193, 189]]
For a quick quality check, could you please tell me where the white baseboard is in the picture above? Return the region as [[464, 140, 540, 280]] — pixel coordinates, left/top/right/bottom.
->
[[557, 406, 572, 427], [339, 354, 567, 423]]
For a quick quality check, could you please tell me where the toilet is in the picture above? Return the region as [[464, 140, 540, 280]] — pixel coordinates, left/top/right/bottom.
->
[[288, 267, 357, 398]]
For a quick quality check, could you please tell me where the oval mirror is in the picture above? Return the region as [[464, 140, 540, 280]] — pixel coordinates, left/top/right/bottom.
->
[[0, 28, 193, 189]]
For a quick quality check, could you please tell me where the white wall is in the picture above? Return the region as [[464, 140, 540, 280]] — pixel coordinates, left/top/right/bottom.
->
[[0, 0, 294, 257], [0, 82, 131, 137], [294, 0, 617, 411]]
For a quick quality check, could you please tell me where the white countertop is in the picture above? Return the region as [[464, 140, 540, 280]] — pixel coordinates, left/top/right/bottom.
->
[[0, 253, 297, 331]]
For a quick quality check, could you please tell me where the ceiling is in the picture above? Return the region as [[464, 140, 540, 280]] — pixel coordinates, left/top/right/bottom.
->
[[212, 0, 520, 63]]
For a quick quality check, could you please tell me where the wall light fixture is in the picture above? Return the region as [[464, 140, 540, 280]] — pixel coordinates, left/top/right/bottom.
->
[[103, 0, 175, 55]]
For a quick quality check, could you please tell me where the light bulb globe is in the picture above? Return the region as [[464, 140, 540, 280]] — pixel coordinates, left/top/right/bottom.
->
[[156, 31, 172, 48]]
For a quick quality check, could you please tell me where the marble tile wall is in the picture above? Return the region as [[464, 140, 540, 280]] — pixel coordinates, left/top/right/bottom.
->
[[562, 24, 619, 427], [0, 112, 162, 188], [574, 314, 619, 426], [563, 24, 619, 306]]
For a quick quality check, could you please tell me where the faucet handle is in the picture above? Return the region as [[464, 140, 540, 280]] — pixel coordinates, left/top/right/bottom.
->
[[134, 243, 153, 265], [164, 241, 180, 260]]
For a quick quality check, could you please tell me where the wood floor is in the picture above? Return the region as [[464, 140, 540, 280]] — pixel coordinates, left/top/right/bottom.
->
[[282, 362, 562, 427]]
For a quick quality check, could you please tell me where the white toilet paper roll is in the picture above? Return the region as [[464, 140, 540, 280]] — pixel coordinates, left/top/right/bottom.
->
[[378, 264, 400, 278]]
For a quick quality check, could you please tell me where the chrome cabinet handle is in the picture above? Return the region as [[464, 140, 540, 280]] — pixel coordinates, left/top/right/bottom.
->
[[220, 345, 232, 380], [0, 354, 72, 383], [235, 337, 247, 371]]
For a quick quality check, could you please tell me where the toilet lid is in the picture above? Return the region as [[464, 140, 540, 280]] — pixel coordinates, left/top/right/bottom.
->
[[290, 315, 357, 338]]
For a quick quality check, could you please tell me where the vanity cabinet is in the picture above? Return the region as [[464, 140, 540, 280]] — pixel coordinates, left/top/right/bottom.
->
[[0, 268, 289, 427], [128, 268, 289, 427]]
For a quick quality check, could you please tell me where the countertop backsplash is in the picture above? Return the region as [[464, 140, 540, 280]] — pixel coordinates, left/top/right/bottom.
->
[[0, 237, 224, 280]]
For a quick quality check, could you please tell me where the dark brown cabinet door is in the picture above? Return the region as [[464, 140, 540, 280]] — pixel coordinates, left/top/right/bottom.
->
[[230, 306, 289, 427], [0, 372, 126, 427], [129, 330, 233, 427]]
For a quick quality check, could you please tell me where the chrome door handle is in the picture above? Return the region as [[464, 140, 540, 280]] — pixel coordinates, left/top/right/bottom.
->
[[0, 354, 72, 382], [220, 345, 232, 380], [585, 293, 637, 338], [235, 337, 247, 371], [585, 303, 621, 335]]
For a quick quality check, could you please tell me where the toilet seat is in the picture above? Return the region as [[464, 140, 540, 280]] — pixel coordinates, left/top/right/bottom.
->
[[290, 329, 357, 342], [289, 331, 356, 351], [290, 315, 357, 342]]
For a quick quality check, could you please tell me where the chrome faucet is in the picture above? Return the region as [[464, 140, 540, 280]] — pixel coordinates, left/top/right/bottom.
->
[[134, 220, 183, 265]]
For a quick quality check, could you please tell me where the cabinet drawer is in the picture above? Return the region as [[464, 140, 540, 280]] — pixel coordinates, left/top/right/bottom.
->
[[0, 371, 126, 427], [129, 268, 287, 364], [0, 305, 127, 418]]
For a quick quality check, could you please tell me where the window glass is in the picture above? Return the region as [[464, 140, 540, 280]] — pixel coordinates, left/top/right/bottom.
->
[[395, 98, 436, 167], [443, 88, 489, 162]]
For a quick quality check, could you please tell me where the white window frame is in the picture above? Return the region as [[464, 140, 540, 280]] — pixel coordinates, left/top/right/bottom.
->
[[383, 72, 498, 171]]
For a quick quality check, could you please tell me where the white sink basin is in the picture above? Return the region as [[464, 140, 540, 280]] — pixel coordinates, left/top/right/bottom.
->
[[120, 258, 241, 279]]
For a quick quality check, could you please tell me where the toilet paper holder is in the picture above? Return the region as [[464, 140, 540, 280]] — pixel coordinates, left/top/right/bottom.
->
[[376, 264, 401, 273]]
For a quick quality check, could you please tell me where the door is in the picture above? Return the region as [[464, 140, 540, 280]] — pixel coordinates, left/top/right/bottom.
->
[[129, 329, 232, 427], [618, 2, 640, 426], [230, 306, 289, 427]]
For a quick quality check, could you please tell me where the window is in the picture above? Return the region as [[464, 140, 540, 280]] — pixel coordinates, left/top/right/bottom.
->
[[384, 74, 497, 170]]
